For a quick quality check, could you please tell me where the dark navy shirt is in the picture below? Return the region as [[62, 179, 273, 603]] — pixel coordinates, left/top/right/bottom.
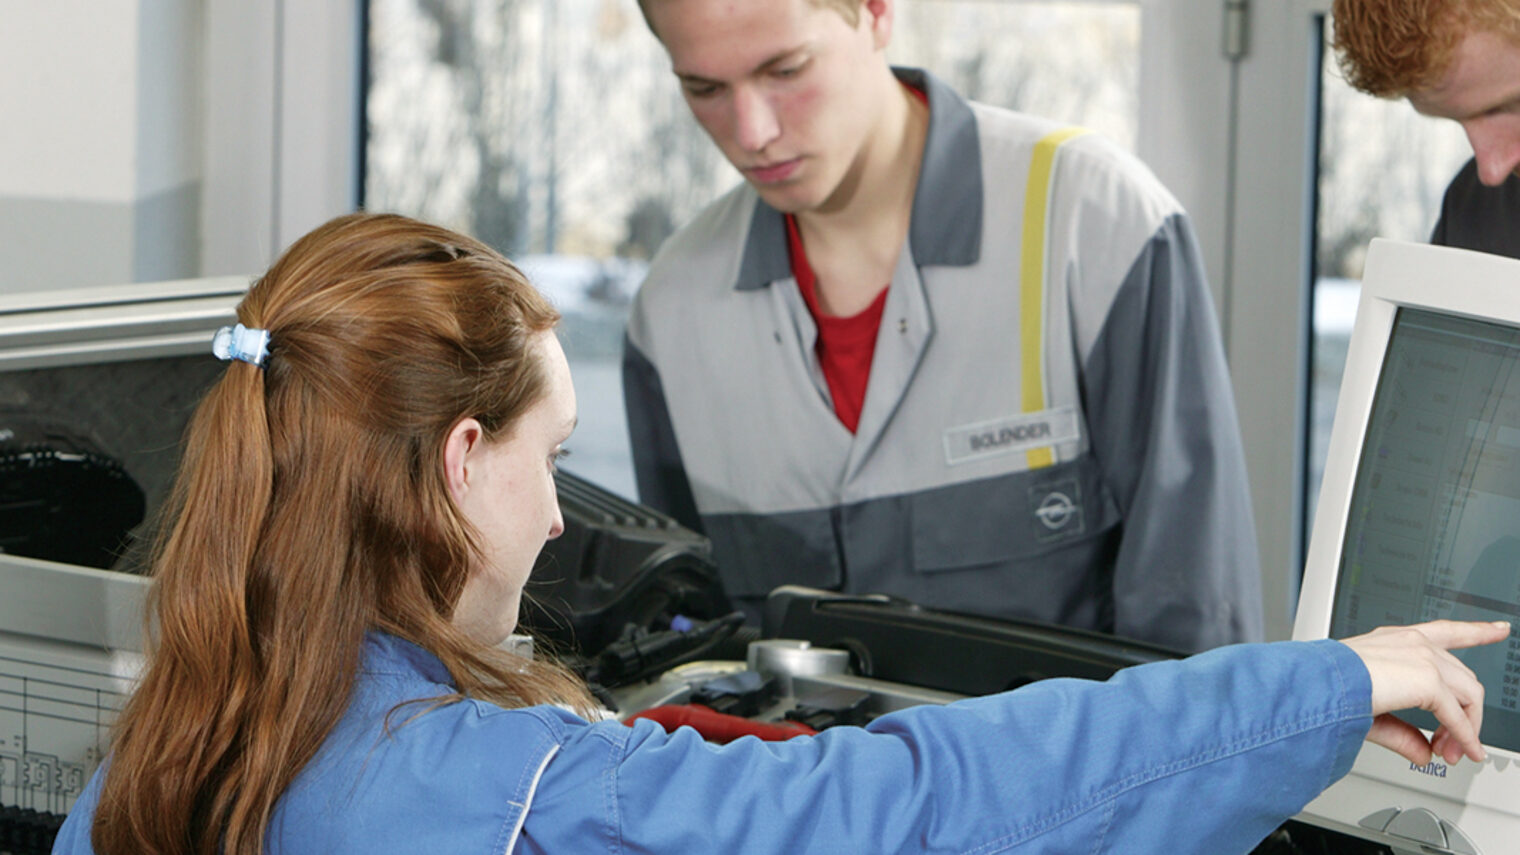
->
[[1431, 158, 1520, 259]]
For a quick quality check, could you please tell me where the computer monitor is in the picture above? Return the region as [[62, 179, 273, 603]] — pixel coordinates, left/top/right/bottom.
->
[[1295, 239, 1520, 854]]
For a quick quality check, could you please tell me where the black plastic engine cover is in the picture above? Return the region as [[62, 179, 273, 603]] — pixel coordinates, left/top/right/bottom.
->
[[519, 470, 731, 658], [761, 586, 1182, 696], [0, 414, 145, 569]]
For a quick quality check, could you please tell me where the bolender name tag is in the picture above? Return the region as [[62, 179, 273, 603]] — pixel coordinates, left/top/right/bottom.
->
[[943, 406, 1080, 466]]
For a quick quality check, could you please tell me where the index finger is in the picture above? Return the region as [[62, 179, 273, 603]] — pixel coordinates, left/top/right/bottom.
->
[[1401, 620, 1510, 650]]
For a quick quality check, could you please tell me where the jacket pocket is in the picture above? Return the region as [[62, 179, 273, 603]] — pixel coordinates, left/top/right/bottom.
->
[[703, 507, 843, 599], [909, 455, 1120, 574]]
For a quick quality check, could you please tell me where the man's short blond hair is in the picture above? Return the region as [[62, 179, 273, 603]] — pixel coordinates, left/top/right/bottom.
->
[[1333, 0, 1520, 96], [638, 0, 863, 39]]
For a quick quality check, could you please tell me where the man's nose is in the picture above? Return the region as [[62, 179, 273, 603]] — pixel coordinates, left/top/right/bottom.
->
[[733, 85, 781, 153], [1465, 119, 1520, 186]]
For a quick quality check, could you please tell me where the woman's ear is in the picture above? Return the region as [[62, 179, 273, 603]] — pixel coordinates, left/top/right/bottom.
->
[[864, 0, 894, 51], [443, 417, 486, 504]]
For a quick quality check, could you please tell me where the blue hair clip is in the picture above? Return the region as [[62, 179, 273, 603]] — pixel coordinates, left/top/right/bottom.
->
[[212, 323, 271, 368]]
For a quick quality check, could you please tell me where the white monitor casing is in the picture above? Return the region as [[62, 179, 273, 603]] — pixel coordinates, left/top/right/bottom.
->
[[1294, 239, 1520, 854]]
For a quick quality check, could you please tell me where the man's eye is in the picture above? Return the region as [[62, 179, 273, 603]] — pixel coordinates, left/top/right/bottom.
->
[[771, 54, 813, 79], [683, 82, 720, 98]]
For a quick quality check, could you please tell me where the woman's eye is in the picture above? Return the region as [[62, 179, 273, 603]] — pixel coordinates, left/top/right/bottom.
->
[[550, 448, 571, 471]]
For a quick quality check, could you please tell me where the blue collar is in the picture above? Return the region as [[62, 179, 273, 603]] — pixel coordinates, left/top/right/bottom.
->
[[360, 631, 457, 687]]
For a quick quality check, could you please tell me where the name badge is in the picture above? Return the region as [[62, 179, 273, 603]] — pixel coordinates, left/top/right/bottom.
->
[[943, 407, 1080, 466]]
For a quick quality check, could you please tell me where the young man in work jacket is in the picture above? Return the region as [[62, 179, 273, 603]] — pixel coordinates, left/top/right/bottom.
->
[[622, 0, 1263, 652]]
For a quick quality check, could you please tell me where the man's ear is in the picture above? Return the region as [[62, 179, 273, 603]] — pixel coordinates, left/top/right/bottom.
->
[[443, 417, 486, 504]]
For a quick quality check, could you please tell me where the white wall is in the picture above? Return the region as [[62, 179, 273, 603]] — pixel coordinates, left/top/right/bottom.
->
[[0, 0, 203, 292], [1, 4, 141, 202], [201, 0, 362, 277], [0, 0, 359, 294]]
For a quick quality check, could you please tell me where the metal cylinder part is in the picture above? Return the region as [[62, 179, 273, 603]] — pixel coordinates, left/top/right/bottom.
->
[[746, 639, 851, 695]]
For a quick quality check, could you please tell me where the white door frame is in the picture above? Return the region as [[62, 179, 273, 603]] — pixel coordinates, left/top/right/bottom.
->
[[1227, 0, 1330, 638], [201, 0, 362, 277]]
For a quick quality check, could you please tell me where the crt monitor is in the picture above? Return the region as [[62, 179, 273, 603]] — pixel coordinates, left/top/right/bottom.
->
[[1294, 239, 1520, 854]]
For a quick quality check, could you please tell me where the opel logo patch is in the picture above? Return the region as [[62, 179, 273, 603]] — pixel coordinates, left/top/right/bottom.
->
[[1035, 491, 1077, 530]]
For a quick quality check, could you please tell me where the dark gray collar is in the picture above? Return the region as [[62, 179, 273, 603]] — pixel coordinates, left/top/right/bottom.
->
[[733, 67, 983, 291]]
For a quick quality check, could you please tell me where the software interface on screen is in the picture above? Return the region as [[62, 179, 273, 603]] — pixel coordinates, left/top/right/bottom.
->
[[1331, 307, 1520, 753]]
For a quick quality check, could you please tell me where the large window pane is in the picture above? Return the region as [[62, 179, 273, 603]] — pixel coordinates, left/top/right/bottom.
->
[[1309, 17, 1470, 527], [891, 2, 1138, 150], [366, 0, 1140, 500]]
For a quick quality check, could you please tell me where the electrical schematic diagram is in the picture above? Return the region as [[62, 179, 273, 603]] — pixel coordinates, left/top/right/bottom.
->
[[0, 633, 136, 817]]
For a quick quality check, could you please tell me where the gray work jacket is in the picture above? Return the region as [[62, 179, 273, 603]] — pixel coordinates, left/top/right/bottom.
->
[[623, 68, 1262, 652]]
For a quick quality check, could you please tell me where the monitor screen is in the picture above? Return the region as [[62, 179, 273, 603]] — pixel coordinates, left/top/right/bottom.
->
[[1328, 307, 1520, 754]]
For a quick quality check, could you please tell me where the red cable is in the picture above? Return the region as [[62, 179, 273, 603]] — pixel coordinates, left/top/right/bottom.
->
[[626, 704, 817, 742]]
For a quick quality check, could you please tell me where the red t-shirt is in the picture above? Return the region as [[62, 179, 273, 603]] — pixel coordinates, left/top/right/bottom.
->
[[784, 84, 927, 434], [784, 214, 888, 434]]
